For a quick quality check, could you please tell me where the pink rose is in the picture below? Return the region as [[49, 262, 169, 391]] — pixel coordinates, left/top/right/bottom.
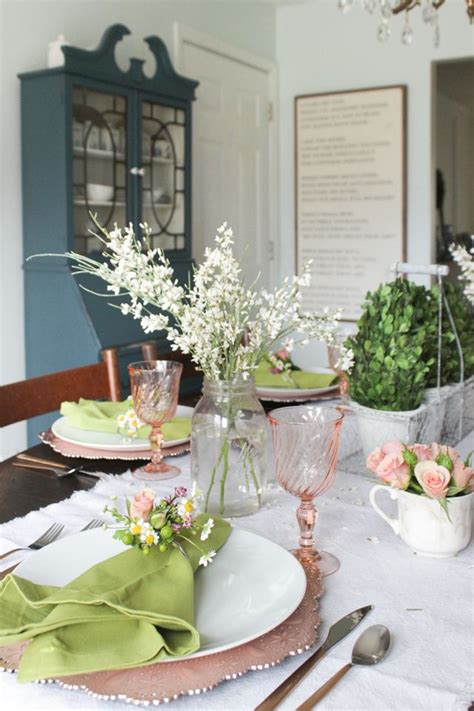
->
[[452, 459, 474, 491], [366, 447, 384, 473], [409, 444, 432, 462], [375, 452, 410, 490], [381, 441, 404, 456], [276, 349, 288, 360], [367, 441, 404, 473], [414, 461, 450, 499], [130, 489, 155, 521]]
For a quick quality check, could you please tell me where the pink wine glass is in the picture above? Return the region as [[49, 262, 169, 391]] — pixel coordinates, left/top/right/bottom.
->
[[269, 405, 344, 577], [128, 360, 183, 481]]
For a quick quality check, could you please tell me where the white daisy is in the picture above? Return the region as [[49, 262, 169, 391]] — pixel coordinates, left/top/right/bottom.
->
[[200, 518, 215, 541], [140, 526, 159, 547], [129, 518, 145, 536], [199, 550, 216, 567], [176, 497, 195, 518], [190, 481, 203, 500]]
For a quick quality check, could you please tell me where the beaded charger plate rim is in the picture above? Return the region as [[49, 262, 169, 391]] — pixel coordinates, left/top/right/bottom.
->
[[0, 565, 322, 706], [39, 430, 191, 460]]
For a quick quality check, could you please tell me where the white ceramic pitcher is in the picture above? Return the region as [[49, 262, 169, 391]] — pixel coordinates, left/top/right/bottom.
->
[[369, 486, 472, 558]]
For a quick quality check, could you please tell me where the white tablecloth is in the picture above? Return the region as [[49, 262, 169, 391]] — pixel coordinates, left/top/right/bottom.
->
[[1, 432, 473, 711]]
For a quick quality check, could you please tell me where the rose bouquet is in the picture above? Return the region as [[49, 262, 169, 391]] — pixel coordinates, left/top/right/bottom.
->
[[104, 484, 217, 566], [367, 440, 473, 517]]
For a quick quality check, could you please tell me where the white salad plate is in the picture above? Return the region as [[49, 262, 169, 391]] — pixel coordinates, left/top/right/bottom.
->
[[51, 405, 193, 452], [14, 527, 307, 660], [256, 368, 338, 401]]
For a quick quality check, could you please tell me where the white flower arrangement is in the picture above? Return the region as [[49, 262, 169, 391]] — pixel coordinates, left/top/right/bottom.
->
[[450, 240, 474, 305], [60, 217, 351, 380]]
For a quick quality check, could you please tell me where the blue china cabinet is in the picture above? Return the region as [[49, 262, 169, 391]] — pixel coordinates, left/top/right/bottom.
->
[[19, 24, 199, 440]]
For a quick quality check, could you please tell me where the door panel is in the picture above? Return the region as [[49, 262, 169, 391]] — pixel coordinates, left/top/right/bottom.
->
[[181, 42, 271, 286]]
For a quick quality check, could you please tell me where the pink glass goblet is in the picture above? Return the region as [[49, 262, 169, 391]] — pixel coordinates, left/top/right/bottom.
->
[[269, 405, 344, 577], [128, 360, 183, 481]]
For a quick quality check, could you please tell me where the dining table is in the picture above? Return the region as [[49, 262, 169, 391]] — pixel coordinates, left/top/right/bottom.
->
[[0, 421, 472, 711]]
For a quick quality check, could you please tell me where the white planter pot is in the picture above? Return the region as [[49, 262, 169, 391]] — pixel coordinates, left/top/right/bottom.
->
[[350, 400, 429, 460], [422, 386, 450, 442], [370, 486, 472, 558]]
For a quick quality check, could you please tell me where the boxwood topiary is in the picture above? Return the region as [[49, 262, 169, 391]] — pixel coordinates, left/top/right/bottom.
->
[[345, 278, 434, 411]]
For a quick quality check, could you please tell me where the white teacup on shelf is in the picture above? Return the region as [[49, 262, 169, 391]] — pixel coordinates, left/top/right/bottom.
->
[[369, 485, 472, 558], [86, 183, 114, 202]]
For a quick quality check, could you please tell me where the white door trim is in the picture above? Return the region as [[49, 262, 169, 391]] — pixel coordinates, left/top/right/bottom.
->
[[173, 22, 280, 286]]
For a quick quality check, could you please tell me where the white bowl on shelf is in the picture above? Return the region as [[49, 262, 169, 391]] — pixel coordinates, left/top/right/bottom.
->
[[86, 183, 114, 202]]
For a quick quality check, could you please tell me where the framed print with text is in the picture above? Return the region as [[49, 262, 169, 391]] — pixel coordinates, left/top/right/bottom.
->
[[295, 85, 406, 321]]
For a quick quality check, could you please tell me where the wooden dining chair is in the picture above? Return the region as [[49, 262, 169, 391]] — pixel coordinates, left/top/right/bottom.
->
[[0, 348, 121, 428]]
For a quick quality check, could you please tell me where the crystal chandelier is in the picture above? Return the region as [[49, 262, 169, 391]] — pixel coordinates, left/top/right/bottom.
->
[[338, 0, 474, 47]]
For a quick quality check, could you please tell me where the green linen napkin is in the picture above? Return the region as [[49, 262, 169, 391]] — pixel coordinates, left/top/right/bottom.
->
[[254, 361, 338, 389], [60, 398, 191, 441], [0, 515, 230, 681]]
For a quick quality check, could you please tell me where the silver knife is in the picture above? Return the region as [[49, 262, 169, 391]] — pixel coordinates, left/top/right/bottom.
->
[[254, 604, 374, 711], [13, 456, 104, 479]]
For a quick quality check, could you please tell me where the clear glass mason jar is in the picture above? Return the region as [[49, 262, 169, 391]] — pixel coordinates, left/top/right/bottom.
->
[[191, 378, 268, 517]]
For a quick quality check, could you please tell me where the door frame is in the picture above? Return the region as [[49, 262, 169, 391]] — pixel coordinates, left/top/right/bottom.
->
[[173, 22, 280, 286]]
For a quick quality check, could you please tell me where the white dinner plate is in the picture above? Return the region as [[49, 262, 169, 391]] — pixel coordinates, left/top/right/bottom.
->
[[15, 528, 306, 660], [256, 368, 339, 400], [51, 405, 193, 452]]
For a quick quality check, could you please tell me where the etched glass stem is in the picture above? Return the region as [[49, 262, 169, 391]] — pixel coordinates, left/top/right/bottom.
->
[[296, 497, 320, 561], [148, 426, 164, 468]]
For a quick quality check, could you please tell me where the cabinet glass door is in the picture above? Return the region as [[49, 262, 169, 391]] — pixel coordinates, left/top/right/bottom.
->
[[140, 99, 186, 251], [72, 86, 128, 254]]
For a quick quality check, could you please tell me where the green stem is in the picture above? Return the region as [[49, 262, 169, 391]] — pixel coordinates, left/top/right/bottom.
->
[[219, 439, 230, 515], [204, 441, 227, 512], [176, 533, 206, 556], [246, 446, 262, 506]]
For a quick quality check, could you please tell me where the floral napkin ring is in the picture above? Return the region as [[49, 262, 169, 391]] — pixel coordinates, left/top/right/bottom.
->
[[117, 398, 145, 438], [105, 484, 216, 566]]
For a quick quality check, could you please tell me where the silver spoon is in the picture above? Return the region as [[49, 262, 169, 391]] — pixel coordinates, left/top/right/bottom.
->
[[296, 624, 391, 710]]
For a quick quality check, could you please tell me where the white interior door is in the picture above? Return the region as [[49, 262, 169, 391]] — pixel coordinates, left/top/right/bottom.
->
[[175, 27, 276, 287]]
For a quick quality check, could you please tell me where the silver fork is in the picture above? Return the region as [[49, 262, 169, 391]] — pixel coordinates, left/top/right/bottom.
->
[[80, 519, 104, 532], [0, 522, 64, 561]]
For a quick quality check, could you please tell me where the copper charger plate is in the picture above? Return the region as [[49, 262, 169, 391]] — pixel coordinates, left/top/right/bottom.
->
[[0, 566, 322, 706], [39, 429, 191, 460]]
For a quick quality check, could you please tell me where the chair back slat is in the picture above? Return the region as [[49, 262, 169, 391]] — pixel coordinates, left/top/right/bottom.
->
[[0, 349, 120, 428]]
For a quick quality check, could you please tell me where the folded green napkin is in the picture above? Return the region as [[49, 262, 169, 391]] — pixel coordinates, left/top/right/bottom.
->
[[254, 361, 338, 389], [0, 515, 230, 681], [60, 398, 191, 441]]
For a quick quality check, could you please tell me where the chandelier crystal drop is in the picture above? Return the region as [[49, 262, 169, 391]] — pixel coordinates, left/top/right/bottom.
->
[[338, 0, 474, 47]]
